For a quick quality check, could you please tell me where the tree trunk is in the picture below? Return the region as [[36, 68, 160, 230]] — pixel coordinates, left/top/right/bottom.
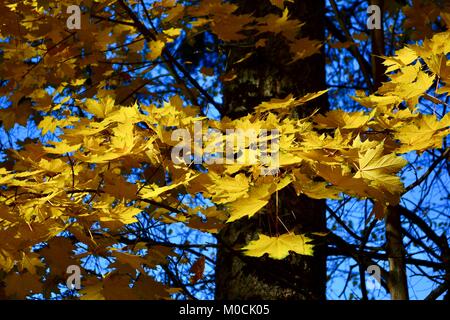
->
[[215, 0, 328, 300], [369, 1, 409, 299], [386, 206, 409, 300], [370, 0, 388, 90]]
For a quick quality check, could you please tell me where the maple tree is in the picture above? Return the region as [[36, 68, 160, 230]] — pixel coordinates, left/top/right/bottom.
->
[[0, 0, 448, 300]]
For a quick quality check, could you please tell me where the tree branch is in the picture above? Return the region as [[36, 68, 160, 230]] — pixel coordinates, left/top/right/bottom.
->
[[404, 148, 450, 194]]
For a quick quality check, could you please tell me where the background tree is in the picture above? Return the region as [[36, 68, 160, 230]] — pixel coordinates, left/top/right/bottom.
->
[[324, 0, 449, 300], [0, 0, 448, 301]]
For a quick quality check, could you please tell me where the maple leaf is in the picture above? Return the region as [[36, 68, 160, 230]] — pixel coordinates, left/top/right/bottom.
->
[[255, 90, 328, 113], [352, 93, 402, 109], [289, 37, 323, 63], [139, 173, 198, 200], [4, 272, 43, 299], [148, 40, 166, 60], [346, 143, 407, 203], [383, 47, 418, 73], [80, 280, 105, 300], [242, 233, 314, 260], [43, 142, 82, 154], [38, 116, 79, 135], [292, 171, 341, 200], [210, 14, 253, 41], [395, 114, 450, 153], [40, 237, 76, 275], [103, 274, 138, 300], [380, 63, 435, 104], [133, 275, 173, 299], [207, 173, 250, 205], [18, 252, 44, 275], [226, 176, 292, 222], [190, 256, 206, 284], [0, 249, 15, 273], [99, 204, 142, 225], [85, 96, 117, 119], [111, 251, 147, 273], [227, 197, 269, 223], [314, 110, 370, 129], [257, 8, 303, 41], [355, 144, 407, 182]]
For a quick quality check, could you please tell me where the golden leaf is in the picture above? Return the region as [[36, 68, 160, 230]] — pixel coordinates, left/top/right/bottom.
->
[[242, 233, 314, 260]]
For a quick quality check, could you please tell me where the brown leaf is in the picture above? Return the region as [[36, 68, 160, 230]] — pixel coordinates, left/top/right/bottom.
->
[[190, 256, 206, 284]]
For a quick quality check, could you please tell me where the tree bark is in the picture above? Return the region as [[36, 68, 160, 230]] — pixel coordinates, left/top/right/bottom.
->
[[370, 0, 388, 90], [369, 0, 409, 299], [386, 206, 409, 300], [215, 0, 328, 300]]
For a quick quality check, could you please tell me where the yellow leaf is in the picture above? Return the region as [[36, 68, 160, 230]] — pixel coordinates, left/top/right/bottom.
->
[[38, 116, 79, 135], [208, 173, 250, 204], [255, 90, 328, 113], [148, 40, 166, 60], [314, 110, 370, 129], [71, 78, 87, 86], [140, 173, 198, 200], [80, 281, 105, 300], [292, 172, 341, 200], [355, 144, 407, 181], [227, 197, 269, 223], [18, 252, 44, 274], [44, 142, 81, 154], [382, 47, 418, 72], [85, 96, 117, 118], [0, 249, 15, 273], [227, 176, 292, 222], [395, 114, 450, 153], [242, 233, 314, 260], [163, 28, 181, 38], [352, 94, 402, 109], [349, 144, 407, 198], [100, 205, 142, 225]]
